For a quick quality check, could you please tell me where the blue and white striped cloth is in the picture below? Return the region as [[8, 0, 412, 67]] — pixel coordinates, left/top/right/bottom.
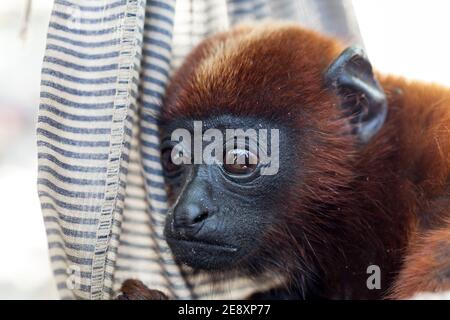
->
[[37, 0, 361, 299]]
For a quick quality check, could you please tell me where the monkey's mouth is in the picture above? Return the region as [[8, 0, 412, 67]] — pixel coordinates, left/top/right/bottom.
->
[[166, 236, 240, 270], [168, 237, 238, 253]]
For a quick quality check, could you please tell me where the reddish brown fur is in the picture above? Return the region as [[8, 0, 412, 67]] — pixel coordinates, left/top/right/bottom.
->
[[117, 280, 168, 300], [161, 23, 450, 299]]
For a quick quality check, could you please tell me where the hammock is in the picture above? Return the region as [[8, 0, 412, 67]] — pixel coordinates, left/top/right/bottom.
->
[[37, 0, 362, 299]]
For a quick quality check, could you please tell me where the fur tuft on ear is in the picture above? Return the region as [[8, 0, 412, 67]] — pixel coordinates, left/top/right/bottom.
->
[[324, 46, 388, 143]]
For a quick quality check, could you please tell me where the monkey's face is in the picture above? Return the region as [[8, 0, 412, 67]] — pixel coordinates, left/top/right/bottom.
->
[[161, 116, 294, 271], [158, 24, 388, 277]]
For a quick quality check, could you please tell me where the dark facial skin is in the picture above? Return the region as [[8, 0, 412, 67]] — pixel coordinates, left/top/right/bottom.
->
[[161, 115, 295, 271]]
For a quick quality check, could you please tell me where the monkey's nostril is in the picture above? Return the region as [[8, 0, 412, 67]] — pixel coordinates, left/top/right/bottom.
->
[[193, 211, 209, 224], [174, 203, 212, 230]]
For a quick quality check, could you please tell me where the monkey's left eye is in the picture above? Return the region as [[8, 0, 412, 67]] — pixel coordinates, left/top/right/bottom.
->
[[223, 149, 258, 176], [161, 147, 183, 178]]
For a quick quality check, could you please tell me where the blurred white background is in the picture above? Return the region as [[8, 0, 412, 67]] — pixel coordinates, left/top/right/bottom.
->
[[0, 1, 57, 299], [0, 0, 448, 299], [353, 0, 450, 86]]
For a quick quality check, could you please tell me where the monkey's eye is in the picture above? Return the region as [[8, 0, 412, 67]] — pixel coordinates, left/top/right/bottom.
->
[[161, 147, 183, 178], [223, 149, 258, 175]]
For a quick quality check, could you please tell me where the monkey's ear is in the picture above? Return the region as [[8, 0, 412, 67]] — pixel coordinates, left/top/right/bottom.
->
[[324, 46, 388, 143]]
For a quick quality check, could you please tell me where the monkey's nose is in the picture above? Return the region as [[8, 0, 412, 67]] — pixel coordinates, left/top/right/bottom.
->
[[173, 203, 212, 233]]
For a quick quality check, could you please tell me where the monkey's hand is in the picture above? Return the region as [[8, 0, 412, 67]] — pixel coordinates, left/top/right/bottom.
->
[[116, 279, 169, 300]]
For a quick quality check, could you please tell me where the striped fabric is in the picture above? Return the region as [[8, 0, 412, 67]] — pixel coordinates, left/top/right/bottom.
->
[[37, 0, 361, 299]]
